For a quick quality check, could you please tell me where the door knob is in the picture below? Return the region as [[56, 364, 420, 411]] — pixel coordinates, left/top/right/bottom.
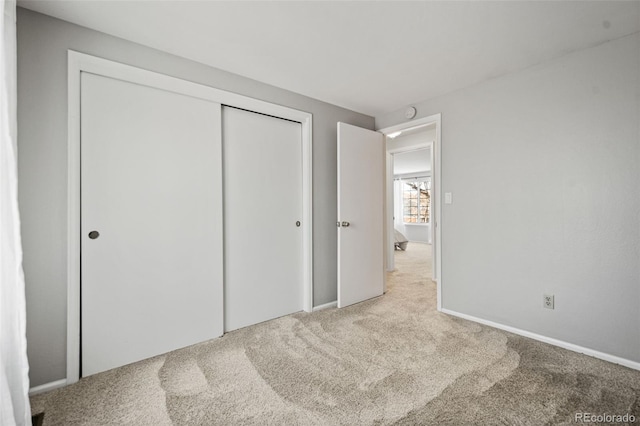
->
[[88, 231, 100, 239], [341, 221, 350, 227]]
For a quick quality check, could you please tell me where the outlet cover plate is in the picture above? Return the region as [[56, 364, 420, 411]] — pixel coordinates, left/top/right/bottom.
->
[[543, 294, 554, 310]]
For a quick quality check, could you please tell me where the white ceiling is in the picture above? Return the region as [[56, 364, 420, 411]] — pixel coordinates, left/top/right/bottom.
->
[[394, 148, 431, 176], [18, 1, 640, 117]]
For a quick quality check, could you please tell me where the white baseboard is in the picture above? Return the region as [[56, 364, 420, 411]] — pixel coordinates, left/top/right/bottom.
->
[[440, 308, 640, 372], [29, 378, 67, 396], [312, 301, 337, 312]]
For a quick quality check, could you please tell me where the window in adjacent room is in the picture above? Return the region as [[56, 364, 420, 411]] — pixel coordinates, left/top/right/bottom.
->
[[403, 179, 431, 223]]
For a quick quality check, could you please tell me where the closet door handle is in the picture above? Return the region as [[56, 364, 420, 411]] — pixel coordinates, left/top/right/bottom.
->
[[341, 221, 350, 227], [88, 231, 100, 239]]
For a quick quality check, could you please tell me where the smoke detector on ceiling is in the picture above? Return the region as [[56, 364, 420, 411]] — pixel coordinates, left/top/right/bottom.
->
[[405, 107, 417, 119]]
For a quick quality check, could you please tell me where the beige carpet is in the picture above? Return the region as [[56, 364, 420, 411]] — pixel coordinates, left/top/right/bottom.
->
[[31, 243, 640, 425]]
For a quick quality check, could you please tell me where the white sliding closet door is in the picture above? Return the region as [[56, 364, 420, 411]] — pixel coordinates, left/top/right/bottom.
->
[[223, 106, 303, 331], [81, 72, 224, 377]]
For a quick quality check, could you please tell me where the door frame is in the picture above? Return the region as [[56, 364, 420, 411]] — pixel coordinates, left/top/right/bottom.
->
[[66, 50, 313, 384], [378, 114, 442, 310]]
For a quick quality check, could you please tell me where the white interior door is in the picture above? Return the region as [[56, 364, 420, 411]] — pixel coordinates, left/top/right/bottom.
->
[[337, 122, 385, 308], [81, 72, 224, 377], [223, 106, 303, 331]]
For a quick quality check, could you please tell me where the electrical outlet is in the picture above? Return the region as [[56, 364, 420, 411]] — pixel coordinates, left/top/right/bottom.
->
[[543, 294, 554, 310]]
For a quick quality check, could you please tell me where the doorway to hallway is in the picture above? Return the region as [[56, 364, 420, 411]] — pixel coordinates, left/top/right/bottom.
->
[[379, 114, 442, 310]]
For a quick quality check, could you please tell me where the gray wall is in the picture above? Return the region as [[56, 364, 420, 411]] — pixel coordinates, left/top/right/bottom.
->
[[17, 8, 374, 387], [378, 33, 640, 363]]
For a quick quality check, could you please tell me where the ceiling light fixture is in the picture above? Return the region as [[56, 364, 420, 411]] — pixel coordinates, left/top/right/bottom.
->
[[387, 131, 402, 138]]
